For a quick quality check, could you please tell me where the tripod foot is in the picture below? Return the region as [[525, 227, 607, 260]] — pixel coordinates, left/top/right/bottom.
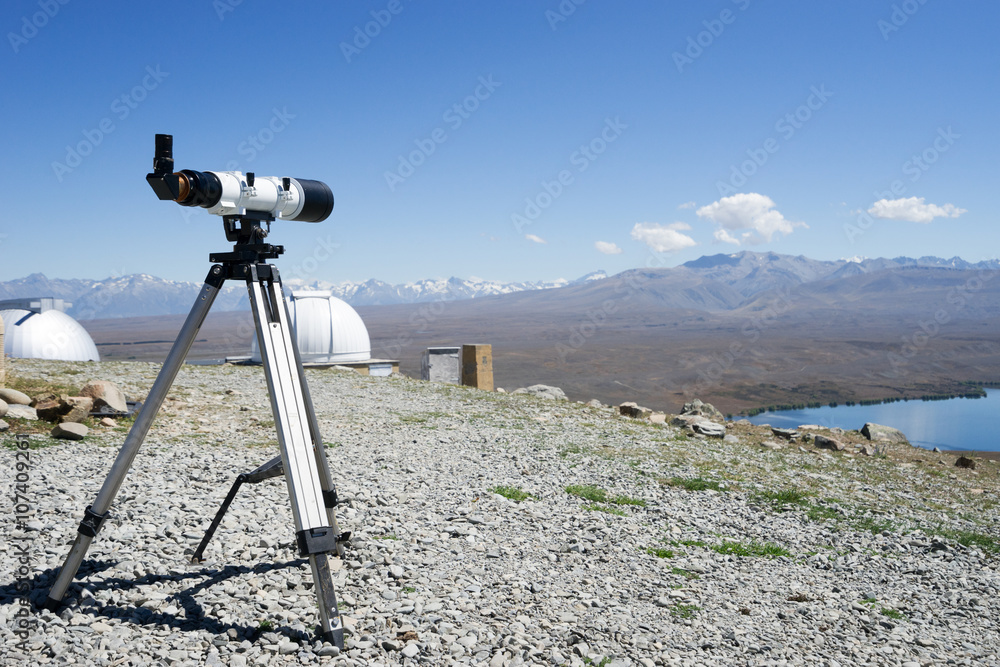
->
[[43, 596, 64, 612], [321, 626, 345, 650]]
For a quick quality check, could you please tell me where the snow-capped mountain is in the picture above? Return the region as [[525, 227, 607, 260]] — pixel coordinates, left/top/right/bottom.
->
[[0, 272, 605, 319]]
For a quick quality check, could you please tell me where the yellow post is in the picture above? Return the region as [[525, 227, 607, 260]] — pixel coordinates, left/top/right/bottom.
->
[[461, 344, 493, 391]]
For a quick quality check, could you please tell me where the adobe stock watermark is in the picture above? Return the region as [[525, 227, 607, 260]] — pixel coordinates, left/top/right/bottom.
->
[[8, 0, 70, 54], [340, 0, 409, 63], [511, 117, 627, 234], [179, 107, 296, 225], [681, 287, 795, 398], [716, 84, 832, 197], [52, 65, 169, 182], [545, 0, 586, 30], [213, 0, 243, 21], [12, 433, 38, 652], [877, 0, 931, 40], [384, 75, 502, 192], [843, 126, 959, 243], [673, 0, 751, 73], [883, 269, 995, 379]]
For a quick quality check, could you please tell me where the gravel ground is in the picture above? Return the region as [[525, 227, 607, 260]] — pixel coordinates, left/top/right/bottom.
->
[[2, 358, 999, 667]]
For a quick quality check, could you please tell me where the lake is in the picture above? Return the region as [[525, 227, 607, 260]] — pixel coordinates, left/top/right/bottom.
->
[[742, 389, 1000, 452]]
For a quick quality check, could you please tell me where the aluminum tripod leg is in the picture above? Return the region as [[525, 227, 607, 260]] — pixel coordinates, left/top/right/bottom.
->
[[46, 273, 224, 609], [247, 265, 343, 646]]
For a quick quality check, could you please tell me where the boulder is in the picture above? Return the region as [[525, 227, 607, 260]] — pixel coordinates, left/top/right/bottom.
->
[[770, 427, 798, 440], [649, 413, 667, 425], [80, 380, 128, 414], [35, 397, 67, 422], [0, 388, 31, 405], [692, 421, 726, 438], [814, 434, 846, 451], [61, 396, 95, 424], [585, 399, 604, 409], [0, 419, 8, 432], [5, 404, 37, 420], [52, 422, 88, 441], [861, 423, 909, 445], [681, 398, 724, 423], [671, 414, 707, 428], [0, 398, 7, 418], [619, 402, 653, 419], [955, 456, 977, 470], [513, 385, 567, 401], [856, 444, 876, 456], [99, 417, 117, 427]]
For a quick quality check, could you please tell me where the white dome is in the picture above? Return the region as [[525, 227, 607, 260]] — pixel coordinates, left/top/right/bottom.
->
[[251, 291, 371, 364], [1, 308, 100, 362]]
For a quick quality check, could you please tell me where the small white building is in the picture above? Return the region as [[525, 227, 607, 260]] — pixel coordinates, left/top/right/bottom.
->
[[0, 298, 100, 362], [251, 291, 371, 365]]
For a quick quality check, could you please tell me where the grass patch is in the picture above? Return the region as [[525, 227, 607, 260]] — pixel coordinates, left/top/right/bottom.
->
[[880, 607, 907, 621], [710, 540, 791, 559], [852, 516, 897, 534], [566, 485, 608, 503], [670, 604, 701, 619], [671, 567, 700, 580], [611, 495, 646, 507], [934, 527, 1000, 554], [753, 488, 810, 508], [646, 547, 675, 559], [373, 534, 398, 540], [491, 485, 535, 502], [670, 539, 708, 548], [583, 504, 625, 516], [665, 477, 724, 492]]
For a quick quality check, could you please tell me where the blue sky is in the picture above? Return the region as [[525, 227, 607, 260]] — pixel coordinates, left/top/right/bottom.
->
[[1, 0, 997, 285]]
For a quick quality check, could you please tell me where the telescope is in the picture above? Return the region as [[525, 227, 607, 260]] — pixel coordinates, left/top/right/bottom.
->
[[145, 134, 333, 222]]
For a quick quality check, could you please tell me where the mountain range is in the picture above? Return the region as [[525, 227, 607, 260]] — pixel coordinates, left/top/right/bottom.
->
[[0, 270, 609, 319], [2, 252, 997, 320]]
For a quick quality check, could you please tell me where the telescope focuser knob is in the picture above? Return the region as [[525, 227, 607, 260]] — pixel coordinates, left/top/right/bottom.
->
[[247, 172, 255, 187]]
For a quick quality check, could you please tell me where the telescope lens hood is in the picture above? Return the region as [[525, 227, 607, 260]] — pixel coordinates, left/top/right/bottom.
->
[[292, 178, 334, 222]]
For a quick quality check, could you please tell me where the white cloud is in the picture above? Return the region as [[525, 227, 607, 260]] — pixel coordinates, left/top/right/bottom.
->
[[630, 222, 697, 253], [713, 229, 740, 245], [594, 241, 623, 255], [525, 234, 546, 244], [867, 196, 966, 223], [677, 201, 696, 210], [696, 193, 806, 245]]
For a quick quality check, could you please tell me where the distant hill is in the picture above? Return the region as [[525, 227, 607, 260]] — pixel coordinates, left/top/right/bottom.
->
[[0, 271, 608, 319]]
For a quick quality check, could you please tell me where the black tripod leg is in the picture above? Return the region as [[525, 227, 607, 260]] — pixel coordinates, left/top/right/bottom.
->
[[191, 456, 284, 563], [46, 269, 225, 610]]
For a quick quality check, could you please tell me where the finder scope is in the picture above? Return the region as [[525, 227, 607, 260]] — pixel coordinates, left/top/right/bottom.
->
[[145, 134, 333, 222]]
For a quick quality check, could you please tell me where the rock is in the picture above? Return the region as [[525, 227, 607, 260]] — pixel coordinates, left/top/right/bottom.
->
[[401, 643, 420, 658], [770, 427, 798, 440], [100, 417, 116, 427], [34, 397, 66, 422], [0, 398, 7, 418], [955, 456, 977, 470], [649, 412, 667, 424], [856, 444, 876, 456], [814, 434, 845, 451], [0, 419, 8, 432], [513, 384, 567, 401], [861, 422, 909, 444], [619, 402, 652, 419], [585, 399, 603, 408], [671, 414, 707, 428], [60, 396, 94, 423], [52, 422, 88, 440], [6, 404, 37, 420], [760, 441, 783, 450], [80, 380, 129, 414], [692, 421, 726, 438], [681, 398, 724, 423], [0, 388, 31, 405], [495, 387, 506, 393]]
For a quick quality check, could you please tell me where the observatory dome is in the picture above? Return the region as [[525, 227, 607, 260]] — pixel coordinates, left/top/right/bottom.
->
[[251, 291, 371, 364], [1, 299, 100, 362]]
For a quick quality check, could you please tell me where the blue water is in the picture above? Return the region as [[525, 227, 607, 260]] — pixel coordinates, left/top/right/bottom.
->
[[742, 389, 1000, 452]]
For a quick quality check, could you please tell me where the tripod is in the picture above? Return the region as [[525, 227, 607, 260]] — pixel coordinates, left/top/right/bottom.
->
[[45, 212, 347, 648]]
